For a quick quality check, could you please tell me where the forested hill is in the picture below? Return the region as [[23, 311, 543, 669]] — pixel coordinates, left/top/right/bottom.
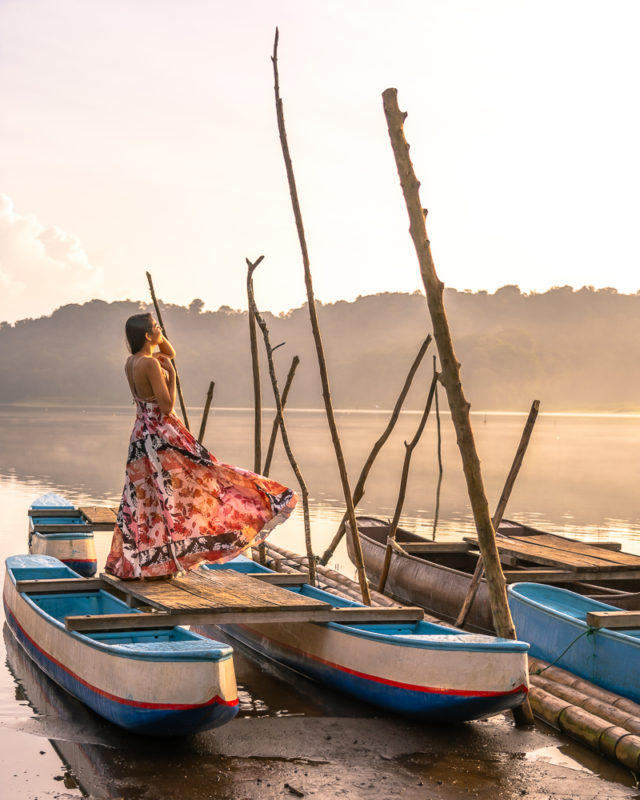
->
[[1, 286, 638, 412]]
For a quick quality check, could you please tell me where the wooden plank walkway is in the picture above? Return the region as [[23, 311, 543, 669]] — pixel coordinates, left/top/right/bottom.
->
[[465, 532, 640, 572], [79, 506, 119, 529], [55, 569, 424, 632]]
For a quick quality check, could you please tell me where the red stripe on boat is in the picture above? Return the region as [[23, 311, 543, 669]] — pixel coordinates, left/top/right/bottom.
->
[[235, 624, 528, 698], [5, 597, 238, 710]]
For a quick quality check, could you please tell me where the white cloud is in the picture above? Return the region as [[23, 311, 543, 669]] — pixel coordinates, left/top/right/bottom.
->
[[0, 195, 103, 322]]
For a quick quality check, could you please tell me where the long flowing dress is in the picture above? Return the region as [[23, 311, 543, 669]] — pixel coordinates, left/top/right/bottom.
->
[[105, 397, 297, 579]]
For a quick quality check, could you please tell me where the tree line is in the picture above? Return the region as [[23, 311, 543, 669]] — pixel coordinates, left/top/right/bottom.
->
[[1, 285, 637, 412]]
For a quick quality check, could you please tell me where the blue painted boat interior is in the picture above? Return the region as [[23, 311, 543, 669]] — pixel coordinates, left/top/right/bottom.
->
[[509, 582, 640, 637], [7, 555, 233, 659], [204, 557, 528, 653], [31, 516, 83, 525]]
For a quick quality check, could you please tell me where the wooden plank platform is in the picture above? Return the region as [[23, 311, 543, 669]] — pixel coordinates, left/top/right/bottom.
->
[[466, 533, 640, 572], [503, 568, 640, 583], [78, 506, 119, 529], [65, 605, 426, 631], [64, 569, 425, 631]]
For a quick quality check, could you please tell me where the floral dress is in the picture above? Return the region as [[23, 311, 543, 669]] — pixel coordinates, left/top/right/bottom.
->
[[105, 398, 297, 579]]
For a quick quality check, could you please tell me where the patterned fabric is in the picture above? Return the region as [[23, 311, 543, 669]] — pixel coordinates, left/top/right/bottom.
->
[[105, 399, 297, 579]]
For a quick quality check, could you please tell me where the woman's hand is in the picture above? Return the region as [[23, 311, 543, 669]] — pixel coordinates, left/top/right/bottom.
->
[[154, 353, 175, 374], [157, 335, 176, 359]]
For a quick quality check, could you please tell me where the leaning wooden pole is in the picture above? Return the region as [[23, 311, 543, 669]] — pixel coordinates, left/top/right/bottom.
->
[[272, 29, 370, 603], [382, 88, 533, 724], [247, 257, 264, 473], [378, 371, 439, 593], [145, 271, 191, 430], [456, 399, 541, 628], [320, 335, 431, 565], [197, 381, 215, 444], [431, 356, 444, 540], [247, 266, 317, 585], [263, 355, 300, 477]]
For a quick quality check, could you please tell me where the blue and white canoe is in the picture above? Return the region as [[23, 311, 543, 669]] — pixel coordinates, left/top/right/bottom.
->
[[3, 554, 239, 735], [200, 557, 530, 723], [508, 582, 640, 704], [29, 494, 98, 577]]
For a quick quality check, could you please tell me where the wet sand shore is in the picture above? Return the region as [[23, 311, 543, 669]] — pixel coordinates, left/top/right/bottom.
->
[[2, 627, 639, 800]]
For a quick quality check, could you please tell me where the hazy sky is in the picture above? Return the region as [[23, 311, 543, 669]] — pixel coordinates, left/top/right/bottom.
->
[[2, 0, 639, 323]]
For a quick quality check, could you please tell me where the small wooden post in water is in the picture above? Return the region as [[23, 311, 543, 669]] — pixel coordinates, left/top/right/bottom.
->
[[378, 372, 439, 593], [247, 257, 264, 474], [455, 399, 540, 628], [432, 356, 444, 540], [197, 381, 215, 444], [263, 355, 300, 477], [319, 335, 431, 566], [272, 29, 369, 604], [247, 264, 317, 585], [145, 271, 190, 431], [382, 87, 533, 724]]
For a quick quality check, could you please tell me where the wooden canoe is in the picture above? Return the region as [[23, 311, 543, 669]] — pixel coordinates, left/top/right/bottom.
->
[[346, 516, 640, 634], [3, 554, 239, 735], [196, 555, 530, 723]]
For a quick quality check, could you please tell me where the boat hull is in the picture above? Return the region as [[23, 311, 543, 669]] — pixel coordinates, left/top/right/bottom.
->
[[199, 559, 529, 723], [346, 517, 495, 633], [508, 582, 640, 703], [29, 494, 97, 577], [4, 554, 239, 735]]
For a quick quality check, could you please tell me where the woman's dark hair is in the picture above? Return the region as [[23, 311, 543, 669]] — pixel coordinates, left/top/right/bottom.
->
[[125, 313, 154, 354]]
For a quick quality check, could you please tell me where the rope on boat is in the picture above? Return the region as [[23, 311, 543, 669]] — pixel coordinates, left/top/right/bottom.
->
[[532, 627, 597, 674]]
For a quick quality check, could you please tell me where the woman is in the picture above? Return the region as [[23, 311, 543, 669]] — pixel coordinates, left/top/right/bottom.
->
[[105, 312, 297, 579]]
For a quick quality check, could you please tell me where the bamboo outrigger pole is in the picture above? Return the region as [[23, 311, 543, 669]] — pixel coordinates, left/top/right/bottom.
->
[[145, 271, 191, 431], [247, 257, 264, 473], [319, 335, 431, 565], [272, 29, 370, 603], [382, 88, 533, 724]]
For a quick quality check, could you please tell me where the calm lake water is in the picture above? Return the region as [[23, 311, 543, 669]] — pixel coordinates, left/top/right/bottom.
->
[[1, 405, 640, 798]]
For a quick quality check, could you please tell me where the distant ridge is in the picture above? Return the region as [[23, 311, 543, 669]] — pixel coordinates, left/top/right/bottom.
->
[[1, 287, 638, 411]]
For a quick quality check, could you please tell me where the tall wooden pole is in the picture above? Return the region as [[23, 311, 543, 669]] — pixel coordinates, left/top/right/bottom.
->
[[247, 257, 264, 473], [272, 29, 370, 604], [320, 335, 431, 565], [432, 356, 444, 540], [263, 355, 300, 477], [382, 88, 533, 723], [145, 271, 190, 430], [456, 399, 540, 628]]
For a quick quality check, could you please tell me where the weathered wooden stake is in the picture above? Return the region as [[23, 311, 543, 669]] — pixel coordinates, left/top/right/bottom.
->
[[197, 381, 215, 444], [382, 88, 533, 724], [432, 355, 443, 540], [145, 270, 190, 430], [456, 399, 541, 628], [263, 355, 300, 477], [247, 257, 264, 473], [247, 263, 316, 585], [378, 372, 439, 593], [320, 335, 431, 565], [272, 29, 370, 603]]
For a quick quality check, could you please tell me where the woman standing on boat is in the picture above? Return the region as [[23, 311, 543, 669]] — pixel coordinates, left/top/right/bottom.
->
[[105, 312, 297, 579]]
